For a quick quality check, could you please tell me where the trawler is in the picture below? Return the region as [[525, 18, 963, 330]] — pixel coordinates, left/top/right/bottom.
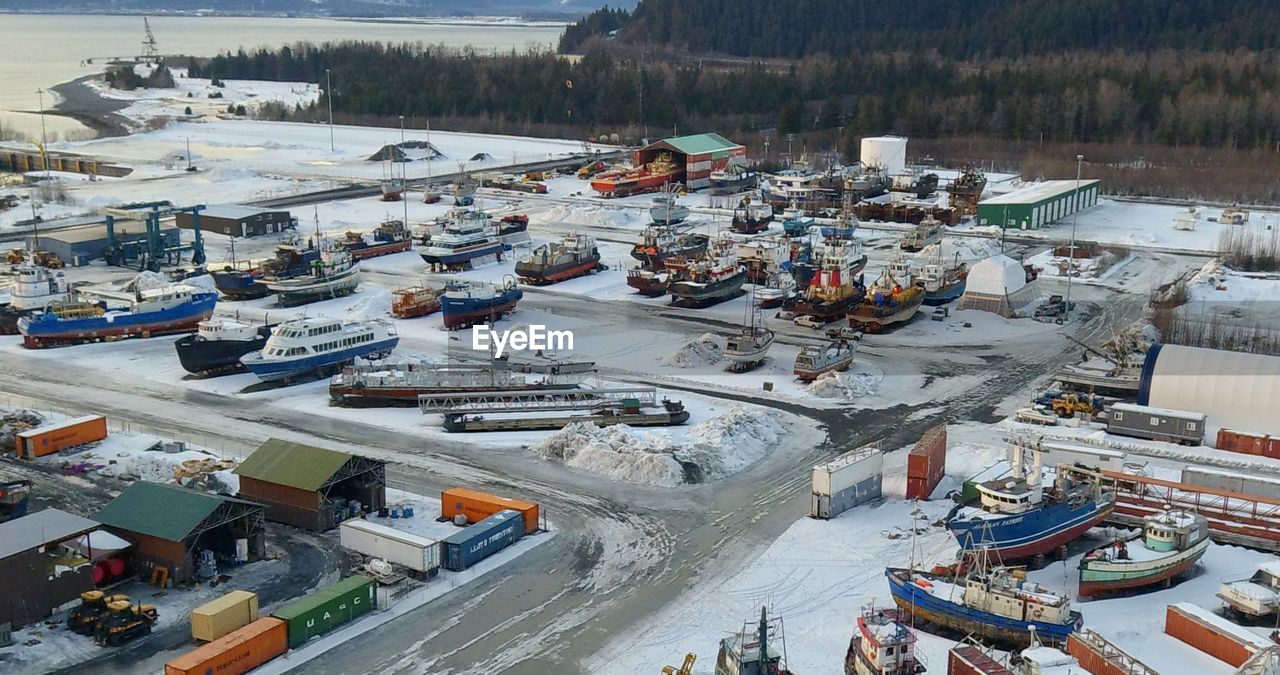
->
[[262, 241, 359, 307], [1078, 510, 1209, 597], [847, 262, 924, 332], [844, 606, 926, 675], [630, 224, 710, 270], [918, 249, 968, 306], [0, 263, 71, 334], [668, 235, 746, 308], [723, 289, 774, 372], [787, 238, 867, 320], [515, 234, 603, 285], [899, 215, 943, 253], [793, 338, 856, 381]]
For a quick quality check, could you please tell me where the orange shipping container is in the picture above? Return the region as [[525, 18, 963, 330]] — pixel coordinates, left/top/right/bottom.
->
[[1217, 428, 1266, 456], [165, 617, 287, 675], [441, 487, 539, 534], [1164, 603, 1263, 668], [16, 415, 107, 459], [905, 424, 947, 500], [1266, 436, 1280, 460]]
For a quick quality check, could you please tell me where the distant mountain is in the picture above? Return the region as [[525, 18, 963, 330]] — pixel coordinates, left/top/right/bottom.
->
[[0, 0, 637, 19]]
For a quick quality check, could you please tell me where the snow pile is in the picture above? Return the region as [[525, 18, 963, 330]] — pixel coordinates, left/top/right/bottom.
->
[[0, 408, 44, 451], [532, 405, 784, 486], [659, 333, 722, 368], [805, 370, 880, 400], [542, 204, 635, 230], [913, 237, 1001, 264]]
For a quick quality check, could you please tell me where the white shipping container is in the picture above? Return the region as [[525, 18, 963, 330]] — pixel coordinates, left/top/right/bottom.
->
[[1181, 467, 1280, 500], [1038, 440, 1127, 472], [813, 446, 883, 496], [340, 519, 440, 574]]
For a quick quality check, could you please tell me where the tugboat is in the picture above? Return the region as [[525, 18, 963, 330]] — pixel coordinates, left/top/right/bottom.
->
[[626, 266, 674, 297], [212, 239, 317, 301], [847, 263, 924, 332], [341, 219, 413, 260], [174, 318, 272, 375], [710, 162, 759, 195], [440, 279, 523, 330], [669, 235, 746, 308], [891, 169, 940, 198], [947, 166, 988, 213], [781, 207, 815, 237], [591, 152, 683, 197], [788, 238, 867, 320], [844, 606, 926, 675], [715, 607, 794, 675], [845, 165, 892, 201], [630, 225, 710, 270], [515, 234, 603, 285], [738, 237, 790, 285], [0, 263, 72, 334], [263, 241, 359, 307], [918, 250, 968, 306], [390, 285, 442, 319], [19, 285, 217, 348], [794, 338, 856, 381], [1078, 510, 1209, 597], [417, 208, 505, 270], [885, 552, 1082, 649], [899, 216, 942, 253], [241, 317, 398, 382], [947, 435, 1115, 564], [723, 290, 774, 372], [731, 199, 774, 235], [649, 185, 689, 225]]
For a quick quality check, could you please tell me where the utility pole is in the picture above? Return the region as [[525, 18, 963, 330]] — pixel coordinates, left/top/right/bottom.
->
[[399, 114, 408, 227], [325, 68, 334, 153], [36, 89, 50, 179], [1065, 153, 1084, 323]]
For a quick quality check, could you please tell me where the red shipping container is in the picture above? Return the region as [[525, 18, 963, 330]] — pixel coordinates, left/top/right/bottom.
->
[[1265, 436, 1280, 460], [947, 644, 1014, 674], [906, 424, 947, 500], [1216, 429, 1237, 453], [1217, 428, 1268, 456], [1066, 632, 1151, 675], [1164, 603, 1265, 668]]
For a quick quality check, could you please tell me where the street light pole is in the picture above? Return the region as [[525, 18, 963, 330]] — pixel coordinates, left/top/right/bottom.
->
[[399, 115, 407, 227], [1065, 153, 1084, 323], [36, 89, 50, 179], [325, 68, 334, 152]]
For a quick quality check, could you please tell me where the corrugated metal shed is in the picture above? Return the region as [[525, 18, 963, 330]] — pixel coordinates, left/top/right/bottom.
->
[[94, 482, 232, 542], [651, 133, 742, 157], [0, 508, 100, 559], [233, 438, 353, 492]]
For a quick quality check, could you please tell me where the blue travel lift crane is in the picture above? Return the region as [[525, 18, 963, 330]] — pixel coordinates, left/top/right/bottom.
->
[[103, 204, 206, 271]]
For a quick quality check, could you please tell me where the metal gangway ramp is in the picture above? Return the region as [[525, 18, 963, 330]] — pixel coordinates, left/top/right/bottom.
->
[[419, 387, 657, 414]]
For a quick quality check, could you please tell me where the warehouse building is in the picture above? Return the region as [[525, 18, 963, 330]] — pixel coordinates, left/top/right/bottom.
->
[[956, 254, 1042, 317], [234, 438, 387, 532], [0, 509, 106, 629], [27, 221, 178, 265], [977, 179, 1101, 229], [176, 204, 296, 238], [1139, 344, 1280, 436], [633, 133, 747, 190], [93, 482, 265, 584]]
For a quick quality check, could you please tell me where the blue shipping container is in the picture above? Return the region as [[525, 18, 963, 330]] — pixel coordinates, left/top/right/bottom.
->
[[441, 509, 524, 572]]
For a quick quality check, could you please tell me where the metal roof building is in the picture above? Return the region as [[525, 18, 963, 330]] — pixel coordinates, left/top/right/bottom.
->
[[1139, 344, 1280, 436], [28, 221, 178, 266], [978, 179, 1101, 229], [94, 482, 264, 583], [175, 204, 295, 238], [0, 509, 103, 629], [633, 133, 747, 190], [234, 438, 386, 531]]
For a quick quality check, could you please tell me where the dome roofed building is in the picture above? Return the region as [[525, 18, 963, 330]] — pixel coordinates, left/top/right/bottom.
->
[[956, 254, 1042, 317]]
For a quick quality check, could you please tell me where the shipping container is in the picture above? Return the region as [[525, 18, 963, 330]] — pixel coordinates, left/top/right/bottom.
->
[[1038, 440, 1127, 472], [1269, 436, 1280, 460], [1217, 429, 1266, 456], [271, 575, 376, 649], [441, 510, 523, 572], [339, 519, 440, 575], [191, 590, 259, 642], [1106, 403, 1205, 446], [1164, 602, 1268, 668], [905, 424, 947, 500], [947, 644, 1015, 674], [1066, 632, 1149, 675], [15, 415, 107, 459], [165, 617, 287, 675], [441, 487, 539, 535], [1180, 467, 1280, 501], [810, 446, 883, 519]]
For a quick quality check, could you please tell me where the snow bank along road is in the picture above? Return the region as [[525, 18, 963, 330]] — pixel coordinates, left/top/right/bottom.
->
[[0, 250, 1196, 674]]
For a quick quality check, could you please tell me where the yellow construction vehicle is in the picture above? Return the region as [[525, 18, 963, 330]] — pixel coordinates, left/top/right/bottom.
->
[[661, 653, 696, 675], [93, 600, 158, 646], [1050, 393, 1102, 418], [523, 170, 549, 182]]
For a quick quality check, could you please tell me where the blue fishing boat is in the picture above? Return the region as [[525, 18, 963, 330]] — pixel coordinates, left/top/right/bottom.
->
[[441, 279, 523, 330], [212, 242, 318, 300], [947, 439, 1114, 562], [781, 208, 815, 237], [885, 564, 1082, 648], [417, 208, 505, 269], [19, 285, 217, 348], [240, 317, 398, 381]]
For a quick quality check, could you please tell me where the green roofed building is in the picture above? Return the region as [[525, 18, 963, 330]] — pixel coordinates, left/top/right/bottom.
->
[[234, 438, 386, 531], [977, 179, 1101, 229], [633, 132, 747, 190], [94, 482, 265, 583]]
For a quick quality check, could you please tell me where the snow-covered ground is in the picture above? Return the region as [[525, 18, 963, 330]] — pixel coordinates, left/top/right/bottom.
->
[[590, 421, 1277, 675]]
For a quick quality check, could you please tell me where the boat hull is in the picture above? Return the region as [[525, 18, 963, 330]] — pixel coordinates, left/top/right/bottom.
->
[[794, 356, 853, 381], [174, 331, 269, 375], [669, 270, 747, 308], [348, 240, 413, 261], [265, 271, 360, 308], [849, 293, 924, 332], [418, 241, 505, 267], [242, 338, 399, 381], [1078, 536, 1209, 597], [212, 271, 272, 300], [515, 257, 603, 285], [19, 293, 217, 348], [948, 498, 1113, 561], [444, 408, 689, 432], [790, 292, 863, 320], [627, 275, 670, 296], [630, 235, 709, 270], [731, 217, 771, 235], [885, 569, 1079, 648], [923, 278, 966, 306], [441, 293, 522, 330]]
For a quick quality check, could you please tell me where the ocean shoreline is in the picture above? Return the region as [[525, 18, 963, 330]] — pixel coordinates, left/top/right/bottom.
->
[[47, 74, 132, 139]]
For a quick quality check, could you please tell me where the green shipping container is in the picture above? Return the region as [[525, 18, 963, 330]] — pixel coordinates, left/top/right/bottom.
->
[[270, 575, 376, 648]]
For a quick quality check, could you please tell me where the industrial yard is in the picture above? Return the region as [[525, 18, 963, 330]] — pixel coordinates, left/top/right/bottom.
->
[[3, 53, 1280, 675]]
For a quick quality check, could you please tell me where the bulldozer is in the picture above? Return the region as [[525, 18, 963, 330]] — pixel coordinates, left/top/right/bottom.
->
[[93, 600, 157, 646], [68, 591, 131, 635], [1049, 393, 1102, 418]]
